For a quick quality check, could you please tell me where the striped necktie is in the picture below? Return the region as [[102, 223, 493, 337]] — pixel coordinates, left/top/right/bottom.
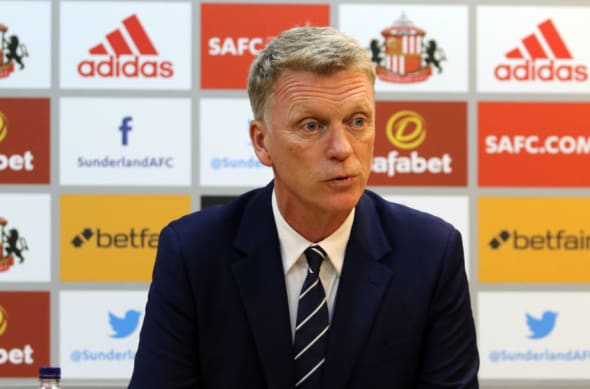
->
[[293, 245, 329, 388]]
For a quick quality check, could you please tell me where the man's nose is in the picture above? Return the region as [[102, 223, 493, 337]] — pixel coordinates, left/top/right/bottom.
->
[[326, 124, 353, 160]]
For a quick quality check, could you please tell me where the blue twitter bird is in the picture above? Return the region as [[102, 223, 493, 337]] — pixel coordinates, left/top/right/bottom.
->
[[109, 309, 142, 339], [526, 310, 557, 339]]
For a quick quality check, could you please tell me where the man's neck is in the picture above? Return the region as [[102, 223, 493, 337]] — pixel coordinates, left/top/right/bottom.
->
[[273, 195, 353, 243]]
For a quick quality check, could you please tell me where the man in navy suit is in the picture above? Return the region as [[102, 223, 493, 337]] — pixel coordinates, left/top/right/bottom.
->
[[129, 26, 479, 388]]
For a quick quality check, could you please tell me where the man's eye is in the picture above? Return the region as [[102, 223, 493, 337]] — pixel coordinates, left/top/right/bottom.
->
[[351, 117, 365, 127], [304, 122, 319, 131]]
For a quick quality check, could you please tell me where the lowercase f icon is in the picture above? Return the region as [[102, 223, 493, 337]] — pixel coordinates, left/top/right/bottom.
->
[[119, 116, 132, 146]]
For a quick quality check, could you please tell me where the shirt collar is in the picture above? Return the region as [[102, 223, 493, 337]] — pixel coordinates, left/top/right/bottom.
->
[[272, 189, 354, 276]]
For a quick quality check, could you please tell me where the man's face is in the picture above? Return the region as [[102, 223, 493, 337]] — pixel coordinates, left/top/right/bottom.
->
[[250, 69, 375, 223]]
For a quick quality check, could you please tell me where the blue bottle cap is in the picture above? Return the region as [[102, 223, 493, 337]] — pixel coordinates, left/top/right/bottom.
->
[[39, 367, 61, 379]]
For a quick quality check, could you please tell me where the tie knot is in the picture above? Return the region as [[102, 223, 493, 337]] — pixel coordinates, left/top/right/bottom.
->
[[304, 245, 327, 275]]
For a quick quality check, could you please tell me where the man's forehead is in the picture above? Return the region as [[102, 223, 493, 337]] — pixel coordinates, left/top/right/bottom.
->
[[272, 69, 374, 99]]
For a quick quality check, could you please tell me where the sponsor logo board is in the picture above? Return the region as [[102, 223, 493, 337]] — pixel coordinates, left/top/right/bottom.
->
[[339, 4, 468, 92], [60, 98, 191, 186], [60, 194, 191, 281], [0, 292, 50, 378], [478, 6, 590, 92], [199, 98, 272, 187], [0, 98, 50, 184], [479, 102, 590, 187], [370, 101, 467, 186], [200, 3, 329, 89], [383, 195, 470, 274], [60, 291, 146, 378], [0, 1, 50, 88], [60, 2, 191, 89], [479, 292, 590, 378], [479, 197, 590, 283], [0, 194, 50, 282]]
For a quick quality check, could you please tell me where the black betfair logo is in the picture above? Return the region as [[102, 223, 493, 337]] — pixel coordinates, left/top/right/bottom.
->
[[489, 230, 511, 249], [489, 229, 590, 250], [71, 228, 94, 248], [71, 227, 158, 249]]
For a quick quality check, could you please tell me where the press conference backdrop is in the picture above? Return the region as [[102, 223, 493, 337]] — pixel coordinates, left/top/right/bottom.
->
[[1, 0, 590, 387]]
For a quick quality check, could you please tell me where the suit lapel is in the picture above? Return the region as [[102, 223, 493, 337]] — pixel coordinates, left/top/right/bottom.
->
[[323, 193, 394, 389], [231, 184, 294, 389]]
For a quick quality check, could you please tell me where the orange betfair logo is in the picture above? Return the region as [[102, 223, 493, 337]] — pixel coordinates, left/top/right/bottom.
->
[[479, 197, 590, 283], [200, 4, 329, 89], [61, 195, 191, 282], [386, 110, 427, 150]]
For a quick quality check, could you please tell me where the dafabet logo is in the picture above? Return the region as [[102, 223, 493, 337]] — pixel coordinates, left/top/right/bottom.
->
[[479, 198, 590, 283], [0, 292, 49, 377], [60, 195, 190, 281], [200, 3, 329, 89], [0, 98, 49, 184], [479, 102, 590, 187], [369, 102, 466, 186]]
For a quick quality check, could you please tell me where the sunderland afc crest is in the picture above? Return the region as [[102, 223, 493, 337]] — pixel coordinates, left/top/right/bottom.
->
[[369, 13, 446, 83], [0, 23, 28, 79], [0, 217, 28, 272]]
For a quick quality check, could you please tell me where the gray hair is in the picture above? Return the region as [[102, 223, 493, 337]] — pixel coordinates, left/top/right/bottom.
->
[[247, 26, 375, 123]]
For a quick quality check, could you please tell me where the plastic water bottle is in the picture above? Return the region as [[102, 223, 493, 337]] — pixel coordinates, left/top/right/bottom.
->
[[38, 367, 61, 389]]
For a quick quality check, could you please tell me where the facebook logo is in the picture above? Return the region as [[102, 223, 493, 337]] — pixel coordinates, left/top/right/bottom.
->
[[119, 116, 133, 146]]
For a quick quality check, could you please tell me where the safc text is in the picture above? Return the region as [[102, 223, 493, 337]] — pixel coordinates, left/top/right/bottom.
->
[[485, 135, 590, 155]]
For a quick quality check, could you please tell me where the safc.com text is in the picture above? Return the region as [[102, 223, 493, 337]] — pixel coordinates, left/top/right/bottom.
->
[[485, 135, 590, 155], [488, 349, 590, 363]]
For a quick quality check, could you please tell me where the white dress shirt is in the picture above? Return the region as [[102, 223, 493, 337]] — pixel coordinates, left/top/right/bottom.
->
[[271, 190, 355, 341]]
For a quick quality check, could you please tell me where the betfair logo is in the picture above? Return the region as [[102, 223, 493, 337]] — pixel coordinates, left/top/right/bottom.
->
[[490, 229, 590, 250], [386, 110, 427, 150], [71, 227, 158, 249]]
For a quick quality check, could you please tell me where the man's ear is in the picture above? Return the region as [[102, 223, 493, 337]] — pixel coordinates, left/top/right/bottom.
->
[[249, 119, 272, 167]]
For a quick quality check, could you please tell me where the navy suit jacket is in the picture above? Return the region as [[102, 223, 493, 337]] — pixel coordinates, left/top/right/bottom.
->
[[129, 183, 479, 388]]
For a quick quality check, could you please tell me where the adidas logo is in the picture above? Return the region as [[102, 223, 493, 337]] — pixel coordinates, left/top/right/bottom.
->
[[505, 19, 571, 60], [77, 14, 174, 79], [494, 19, 588, 82]]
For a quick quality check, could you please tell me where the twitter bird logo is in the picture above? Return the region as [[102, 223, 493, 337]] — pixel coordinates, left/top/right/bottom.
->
[[109, 309, 142, 339], [526, 310, 557, 339]]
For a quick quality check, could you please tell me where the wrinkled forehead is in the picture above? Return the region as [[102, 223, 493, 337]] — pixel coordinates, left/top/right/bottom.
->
[[271, 67, 375, 98]]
